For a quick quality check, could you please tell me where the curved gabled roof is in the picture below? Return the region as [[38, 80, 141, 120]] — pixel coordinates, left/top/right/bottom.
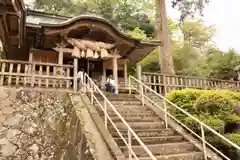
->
[[38, 13, 162, 63], [40, 14, 141, 43]]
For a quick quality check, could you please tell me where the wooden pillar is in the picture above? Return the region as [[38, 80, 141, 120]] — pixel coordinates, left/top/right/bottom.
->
[[124, 63, 128, 87], [28, 52, 34, 84], [0, 47, 2, 59], [103, 63, 106, 88], [58, 46, 64, 87], [87, 59, 89, 75], [58, 47, 63, 65], [136, 63, 142, 81], [73, 58, 78, 92], [113, 51, 118, 94], [136, 63, 143, 94], [29, 52, 33, 62]]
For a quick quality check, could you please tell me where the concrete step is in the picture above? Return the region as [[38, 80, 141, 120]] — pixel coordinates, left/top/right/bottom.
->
[[97, 109, 156, 117], [108, 122, 165, 130], [136, 152, 203, 160], [120, 142, 196, 157], [94, 100, 142, 105], [95, 93, 136, 98], [96, 103, 150, 111], [95, 96, 137, 101], [114, 135, 184, 146], [110, 128, 176, 138], [98, 104, 149, 111], [103, 115, 161, 122]]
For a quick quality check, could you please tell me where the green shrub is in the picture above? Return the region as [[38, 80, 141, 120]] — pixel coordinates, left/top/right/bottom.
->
[[184, 115, 201, 132], [202, 116, 226, 134], [225, 114, 240, 124], [165, 89, 240, 158], [194, 91, 235, 118], [184, 115, 225, 134], [218, 90, 240, 104], [224, 133, 240, 146], [166, 89, 205, 118], [166, 89, 204, 107]]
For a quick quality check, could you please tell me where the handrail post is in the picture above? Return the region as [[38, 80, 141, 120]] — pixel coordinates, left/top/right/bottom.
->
[[201, 124, 207, 160], [91, 90, 94, 104], [73, 58, 78, 92], [83, 74, 86, 93], [163, 75, 167, 96], [128, 129, 132, 160], [128, 76, 131, 94], [141, 83, 144, 106], [163, 99, 168, 128], [104, 99, 108, 129], [31, 63, 35, 87]]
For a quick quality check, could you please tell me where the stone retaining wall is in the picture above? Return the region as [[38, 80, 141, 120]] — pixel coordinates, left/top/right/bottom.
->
[[0, 88, 93, 160]]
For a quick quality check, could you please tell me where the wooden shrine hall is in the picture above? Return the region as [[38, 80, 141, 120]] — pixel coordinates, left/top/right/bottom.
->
[[0, 0, 161, 92]]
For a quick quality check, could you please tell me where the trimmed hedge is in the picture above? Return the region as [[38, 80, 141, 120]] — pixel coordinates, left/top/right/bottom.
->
[[166, 89, 240, 158], [195, 91, 235, 118], [166, 89, 239, 122], [165, 89, 205, 119], [184, 115, 225, 134]]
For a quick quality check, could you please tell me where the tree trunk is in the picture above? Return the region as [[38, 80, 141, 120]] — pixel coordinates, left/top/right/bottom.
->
[[155, 0, 175, 75]]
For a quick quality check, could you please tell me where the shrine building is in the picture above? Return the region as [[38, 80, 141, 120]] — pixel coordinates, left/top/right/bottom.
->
[[0, 0, 161, 93]]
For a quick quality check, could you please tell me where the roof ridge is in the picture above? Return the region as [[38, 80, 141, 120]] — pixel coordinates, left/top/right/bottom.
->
[[27, 9, 71, 20]]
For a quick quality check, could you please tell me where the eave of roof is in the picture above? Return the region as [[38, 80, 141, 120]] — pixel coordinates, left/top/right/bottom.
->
[[27, 10, 71, 20], [0, 0, 26, 48], [26, 9, 162, 45]]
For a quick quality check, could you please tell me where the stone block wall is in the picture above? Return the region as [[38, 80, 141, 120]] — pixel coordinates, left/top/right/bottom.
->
[[0, 88, 93, 160]]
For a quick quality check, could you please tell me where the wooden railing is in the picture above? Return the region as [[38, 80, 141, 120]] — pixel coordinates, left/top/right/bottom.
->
[[0, 59, 73, 89], [142, 72, 240, 94]]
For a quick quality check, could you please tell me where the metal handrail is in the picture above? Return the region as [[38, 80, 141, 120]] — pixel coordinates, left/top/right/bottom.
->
[[129, 75, 240, 160], [83, 73, 157, 160]]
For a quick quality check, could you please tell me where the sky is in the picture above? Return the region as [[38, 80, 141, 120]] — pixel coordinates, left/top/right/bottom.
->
[[24, 0, 239, 52], [167, 0, 240, 52]]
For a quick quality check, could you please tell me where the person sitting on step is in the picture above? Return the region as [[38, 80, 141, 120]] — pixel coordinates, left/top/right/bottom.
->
[[106, 75, 116, 95], [77, 68, 84, 91]]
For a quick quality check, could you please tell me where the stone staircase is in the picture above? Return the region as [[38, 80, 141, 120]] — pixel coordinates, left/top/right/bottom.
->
[[90, 93, 205, 160]]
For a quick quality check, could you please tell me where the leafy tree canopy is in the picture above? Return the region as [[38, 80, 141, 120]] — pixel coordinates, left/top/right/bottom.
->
[[32, 0, 155, 36]]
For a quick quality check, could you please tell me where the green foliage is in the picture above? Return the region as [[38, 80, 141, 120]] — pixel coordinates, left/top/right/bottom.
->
[[166, 89, 240, 124], [203, 117, 226, 133], [166, 89, 205, 120], [140, 17, 240, 80], [224, 134, 240, 146], [217, 90, 240, 104], [139, 49, 159, 72], [225, 114, 240, 124], [182, 19, 215, 48], [195, 91, 235, 118], [184, 116, 225, 134], [166, 89, 204, 110], [184, 115, 200, 131], [166, 89, 240, 157], [127, 27, 148, 40], [204, 49, 240, 80], [173, 43, 204, 76], [171, 0, 210, 21], [32, 0, 155, 36]]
